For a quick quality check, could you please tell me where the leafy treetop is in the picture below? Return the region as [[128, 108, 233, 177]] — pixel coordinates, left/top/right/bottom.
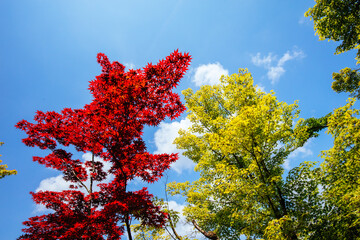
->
[[16, 50, 191, 240], [305, 0, 360, 61], [168, 70, 326, 240], [306, 0, 360, 98]]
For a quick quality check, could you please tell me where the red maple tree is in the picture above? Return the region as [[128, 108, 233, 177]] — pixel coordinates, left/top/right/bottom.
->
[[16, 50, 191, 240]]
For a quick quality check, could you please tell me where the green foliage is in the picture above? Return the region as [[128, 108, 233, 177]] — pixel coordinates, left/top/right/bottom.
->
[[304, 3, 360, 238], [0, 142, 17, 179], [168, 70, 323, 239], [318, 98, 360, 239], [131, 197, 195, 240], [295, 113, 330, 139], [305, 0, 360, 60], [284, 162, 322, 239], [306, 0, 360, 98], [332, 67, 360, 98], [263, 215, 293, 240], [132, 224, 171, 240]]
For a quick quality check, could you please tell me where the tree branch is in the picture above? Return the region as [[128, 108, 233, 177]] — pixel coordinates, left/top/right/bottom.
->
[[59, 157, 90, 194], [164, 175, 183, 240], [191, 220, 219, 240]]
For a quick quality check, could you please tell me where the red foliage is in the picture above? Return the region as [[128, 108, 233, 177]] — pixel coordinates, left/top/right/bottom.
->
[[16, 50, 191, 239]]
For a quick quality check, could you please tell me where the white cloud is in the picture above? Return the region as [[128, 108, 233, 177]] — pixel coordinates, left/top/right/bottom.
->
[[267, 66, 285, 82], [34, 153, 114, 212], [36, 174, 71, 193], [192, 63, 229, 86], [33, 203, 51, 214], [284, 140, 313, 170], [34, 174, 74, 213], [166, 201, 199, 238], [124, 62, 135, 70], [154, 119, 195, 174], [251, 49, 305, 84]]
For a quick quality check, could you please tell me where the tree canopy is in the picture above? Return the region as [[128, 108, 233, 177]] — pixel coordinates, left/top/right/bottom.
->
[[16, 51, 191, 240], [168, 70, 327, 240], [305, 0, 360, 60], [2, 1, 360, 239], [317, 99, 360, 238], [306, 0, 360, 98]]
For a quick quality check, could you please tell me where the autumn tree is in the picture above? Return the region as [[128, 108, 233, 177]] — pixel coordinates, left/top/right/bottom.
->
[[305, 0, 360, 98], [168, 70, 326, 240], [16, 50, 191, 240], [0, 141, 17, 179]]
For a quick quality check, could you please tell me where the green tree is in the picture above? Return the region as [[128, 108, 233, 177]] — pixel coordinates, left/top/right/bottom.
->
[[168, 70, 325, 240], [315, 99, 360, 239], [305, 3, 360, 238], [0, 141, 17, 179], [331, 67, 360, 98], [305, 0, 360, 97], [132, 221, 172, 240]]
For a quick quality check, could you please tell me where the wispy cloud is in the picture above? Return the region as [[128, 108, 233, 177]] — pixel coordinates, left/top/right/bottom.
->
[[251, 49, 305, 84], [154, 119, 195, 174], [192, 63, 229, 86], [251, 53, 276, 69]]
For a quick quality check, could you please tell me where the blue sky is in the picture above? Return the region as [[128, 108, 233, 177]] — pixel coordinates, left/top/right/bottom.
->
[[0, 0, 357, 239]]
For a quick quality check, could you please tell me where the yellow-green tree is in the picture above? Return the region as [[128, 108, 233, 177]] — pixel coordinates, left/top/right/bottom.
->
[[306, 0, 360, 98], [315, 99, 360, 239], [168, 70, 325, 240], [132, 223, 172, 240], [0, 142, 17, 179], [305, 3, 360, 238]]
